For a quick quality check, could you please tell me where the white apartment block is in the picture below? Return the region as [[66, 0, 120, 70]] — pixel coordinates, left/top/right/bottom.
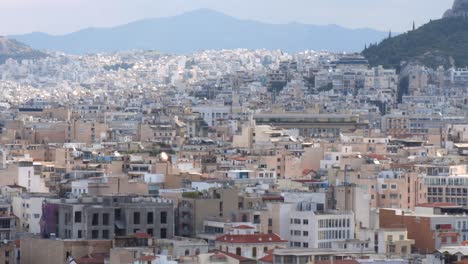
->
[[288, 203, 355, 249]]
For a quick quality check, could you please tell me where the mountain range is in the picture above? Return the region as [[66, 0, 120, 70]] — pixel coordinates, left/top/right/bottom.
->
[[10, 9, 390, 54]]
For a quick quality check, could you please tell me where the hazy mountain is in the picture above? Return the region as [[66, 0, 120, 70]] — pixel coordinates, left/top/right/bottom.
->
[[11, 9, 389, 54], [0, 36, 47, 64]]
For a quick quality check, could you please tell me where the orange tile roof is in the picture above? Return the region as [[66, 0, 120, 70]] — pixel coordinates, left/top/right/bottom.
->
[[258, 254, 273, 263], [233, 225, 255, 229]]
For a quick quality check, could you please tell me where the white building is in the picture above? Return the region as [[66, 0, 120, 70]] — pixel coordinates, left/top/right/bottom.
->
[[288, 202, 355, 249], [17, 158, 48, 193], [192, 105, 231, 127], [71, 179, 89, 196], [12, 194, 48, 234]]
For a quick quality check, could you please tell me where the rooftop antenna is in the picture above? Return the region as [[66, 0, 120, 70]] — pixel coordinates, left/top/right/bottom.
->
[[412, 21, 416, 31]]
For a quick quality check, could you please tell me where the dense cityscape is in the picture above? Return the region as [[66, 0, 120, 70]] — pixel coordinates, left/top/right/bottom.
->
[[1, 1, 468, 264]]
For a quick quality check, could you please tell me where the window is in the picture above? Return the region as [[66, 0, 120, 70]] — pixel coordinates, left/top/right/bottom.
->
[[303, 243, 309, 248], [303, 231, 309, 236], [92, 213, 99, 226], [236, 247, 241, 256], [115, 209, 121, 221], [160, 212, 167, 224], [147, 228, 153, 236], [268, 218, 273, 227], [92, 230, 99, 239], [303, 219, 308, 225], [185, 249, 190, 256], [401, 246, 407, 254], [382, 184, 388, 189], [77, 230, 82, 239], [160, 228, 167, 239], [134, 212, 140, 225], [264, 247, 268, 253], [147, 212, 154, 224], [103, 213, 110, 226], [102, 230, 109, 239]]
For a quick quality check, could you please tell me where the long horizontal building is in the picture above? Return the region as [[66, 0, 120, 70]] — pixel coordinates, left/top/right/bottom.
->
[[253, 114, 368, 138]]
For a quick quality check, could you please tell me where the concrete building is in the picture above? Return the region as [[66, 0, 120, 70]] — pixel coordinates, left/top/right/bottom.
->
[[20, 236, 112, 264], [178, 188, 239, 237], [380, 203, 468, 253], [40, 196, 174, 240], [0, 200, 16, 241], [12, 194, 52, 234], [254, 114, 368, 138], [288, 203, 355, 249]]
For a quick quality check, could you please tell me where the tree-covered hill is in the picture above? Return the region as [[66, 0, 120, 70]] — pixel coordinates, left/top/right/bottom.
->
[[362, 17, 468, 69]]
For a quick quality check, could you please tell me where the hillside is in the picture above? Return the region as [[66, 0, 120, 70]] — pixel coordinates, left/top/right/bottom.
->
[[0, 36, 46, 64], [10, 9, 389, 54], [362, 17, 468, 69]]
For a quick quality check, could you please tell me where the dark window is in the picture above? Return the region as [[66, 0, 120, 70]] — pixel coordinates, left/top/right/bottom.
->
[[160, 212, 167, 224], [268, 218, 273, 227], [147, 212, 154, 224], [160, 228, 167, 239], [5, 251, 9, 257], [92, 213, 99, 226], [103, 213, 110, 226], [77, 230, 82, 238], [102, 230, 109, 239], [92, 230, 99, 239], [115, 209, 121, 221], [74, 212, 82, 223], [134, 212, 140, 225], [147, 228, 153, 236]]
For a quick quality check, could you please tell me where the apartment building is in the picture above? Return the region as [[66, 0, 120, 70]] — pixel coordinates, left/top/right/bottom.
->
[[40, 196, 174, 240], [178, 188, 239, 237], [288, 202, 355, 249]]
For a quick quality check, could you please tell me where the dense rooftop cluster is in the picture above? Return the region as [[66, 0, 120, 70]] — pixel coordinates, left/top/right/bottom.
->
[[0, 46, 467, 264]]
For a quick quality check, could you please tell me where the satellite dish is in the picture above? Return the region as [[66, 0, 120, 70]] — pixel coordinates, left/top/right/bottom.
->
[[160, 152, 169, 162]]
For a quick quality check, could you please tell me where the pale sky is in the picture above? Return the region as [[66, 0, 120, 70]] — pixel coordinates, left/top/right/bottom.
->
[[0, 0, 453, 35]]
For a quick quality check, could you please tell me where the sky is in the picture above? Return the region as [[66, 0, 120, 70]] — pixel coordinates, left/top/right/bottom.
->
[[0, 0, 454, 35]]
